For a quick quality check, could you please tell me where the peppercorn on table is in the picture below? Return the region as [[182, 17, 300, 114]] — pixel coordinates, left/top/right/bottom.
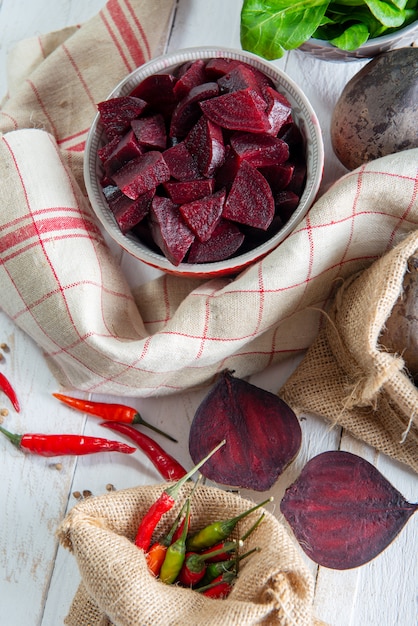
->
[[1, 1, 417, 625]]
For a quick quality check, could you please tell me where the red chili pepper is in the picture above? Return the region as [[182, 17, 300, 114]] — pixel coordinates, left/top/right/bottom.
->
[[200, 547, 259, 586], [135, 440, 225, 552], [177, 541, 237, 587], [0, 425, 136, 457], [200, 539, 242, 563], [53, 393, 177, 442], [99, 421, 187, 482], [197, 571, 236, 598], [0, 372, 20, 412], [146, 499, 189, 577]]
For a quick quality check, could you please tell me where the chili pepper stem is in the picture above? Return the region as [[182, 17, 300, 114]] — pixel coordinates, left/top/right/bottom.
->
[[0, 424, 22, 448], [131, 413, 178, 442]]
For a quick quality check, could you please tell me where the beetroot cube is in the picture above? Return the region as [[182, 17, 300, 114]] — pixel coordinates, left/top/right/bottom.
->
[[187, 219, 244, 263], [162, 142, 201, 181], [259, 163, 295, 194], [230, 132, 289, 167], [214, 146, 241, 191], [130, 74, 178, 117], [205, 58, 244, 78], [149, 196, 195, 266], [274, 190, 300, 223], [200, 88, 270, 133], [98, 96, 147, 139], [287, 159, 307, 195], [264, 86, 292, 136], [217, 63, 272, 96], [185, 116, 225, 177], [163, 178, 215, 204], [103, 129, 144, 177], [98, 136, 120, 164], [223, 159, 274, 230], [180, 188, 226, 242], [112, 151, 170, 199], [173, 59, 208, 100], [131, 114, 167, 150], [104, 187, 153, 233], [170, 81, 220, 139]]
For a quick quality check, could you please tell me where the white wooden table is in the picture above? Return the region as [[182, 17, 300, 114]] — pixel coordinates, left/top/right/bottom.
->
[[0, 1, 417, 625]]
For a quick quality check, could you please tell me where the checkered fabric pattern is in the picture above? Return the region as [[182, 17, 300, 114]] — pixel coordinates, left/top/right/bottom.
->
[[1, 0, 418, 397]]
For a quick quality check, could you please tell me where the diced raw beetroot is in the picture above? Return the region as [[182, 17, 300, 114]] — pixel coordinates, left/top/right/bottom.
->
[[264, 86, 293, 135], [163, 178, 215, 204], [131, 114, 167, 151], [200, 88, 270, 133], [149, 196, 195, 266], [230, 132, 289, 167], [97, 96, 148, 138], [102, 129, 144, 177], [112, 151, 170, 199], [205, 58, 244, 78], [129, 73, 178, 117], [187, 219, 244, 263], [274, 190, 300, 223], [259, 163, 295, 194], [214, 146, 241, 191], [98, 136, 120, 163], [104, 186, 153, 233], [217, 63, 272, 96], [185, 116, 225, 177], [173, 59, 208, 100], [279, 122, 304, 153], [162, 142, 201, 181], [223, 159, 274, 230], [287, 159, 307, 195], [170, 81, 220, 139], [180, 188, 226, 242]]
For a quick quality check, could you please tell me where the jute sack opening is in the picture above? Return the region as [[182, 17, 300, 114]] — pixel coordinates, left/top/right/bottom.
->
[[281, 229, 418, 473], [57, 483, 317, 626]]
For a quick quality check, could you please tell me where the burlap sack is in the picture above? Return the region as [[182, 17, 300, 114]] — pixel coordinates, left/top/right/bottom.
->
[[281, 229, 418, 473], [57, 482, 318, 626]]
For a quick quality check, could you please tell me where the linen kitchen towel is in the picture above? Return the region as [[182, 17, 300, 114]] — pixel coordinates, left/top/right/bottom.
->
[[1, 0, 418, 425]]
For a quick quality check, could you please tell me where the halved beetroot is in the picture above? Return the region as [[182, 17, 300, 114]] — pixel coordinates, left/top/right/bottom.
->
[[185, 116, 225, 177], [223, 160, 274, 230], [162, 142, 201, 181], [102, 129, 144, 177], [103, 186, 153, 233], [187, 219, 244, 263], [131, 114, 167, 150], [130, 73, 178, 117], [149, 196, 195, 266], [173, 59, 208, 100], [200, 87, 270, 133], [264, 86, 292, 136], [97, 96, 147, 138], [163, 178, 215, 204], [170, 81, 220, 139], [180, 189, 226, 242], [230, 132, 289, 167], [188, 370, 302, 490], [112, 151, 170, 199]]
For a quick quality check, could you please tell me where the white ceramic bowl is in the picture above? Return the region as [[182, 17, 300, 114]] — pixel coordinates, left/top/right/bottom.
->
[[84, 47, 324, 278], [300, 20, 418, 62]]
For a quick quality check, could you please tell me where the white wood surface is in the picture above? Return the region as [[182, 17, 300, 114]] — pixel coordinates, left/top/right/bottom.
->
[[1, 1, 417, 625]]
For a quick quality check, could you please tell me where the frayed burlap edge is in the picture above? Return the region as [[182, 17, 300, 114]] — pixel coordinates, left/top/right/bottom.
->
[[281, 230, 418, 473], [58, 482, 319, 626]]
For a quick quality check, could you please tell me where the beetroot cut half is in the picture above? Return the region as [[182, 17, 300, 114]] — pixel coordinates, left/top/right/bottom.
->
[[280, 450, 418, 570], [188, 370, 302, 490]]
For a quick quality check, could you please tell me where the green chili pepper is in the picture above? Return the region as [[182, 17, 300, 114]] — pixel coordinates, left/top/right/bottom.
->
[[200, 547, 259, 586], [186, 497, 272, 551], [159, 497, 191, 584]]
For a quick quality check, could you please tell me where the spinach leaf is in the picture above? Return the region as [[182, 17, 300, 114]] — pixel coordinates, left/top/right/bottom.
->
[[240, 0, 329, 60], [240, 0, 418, 58]]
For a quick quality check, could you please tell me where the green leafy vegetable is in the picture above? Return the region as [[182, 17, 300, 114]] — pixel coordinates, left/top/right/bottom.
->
[[240, 0, 418, 59]]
